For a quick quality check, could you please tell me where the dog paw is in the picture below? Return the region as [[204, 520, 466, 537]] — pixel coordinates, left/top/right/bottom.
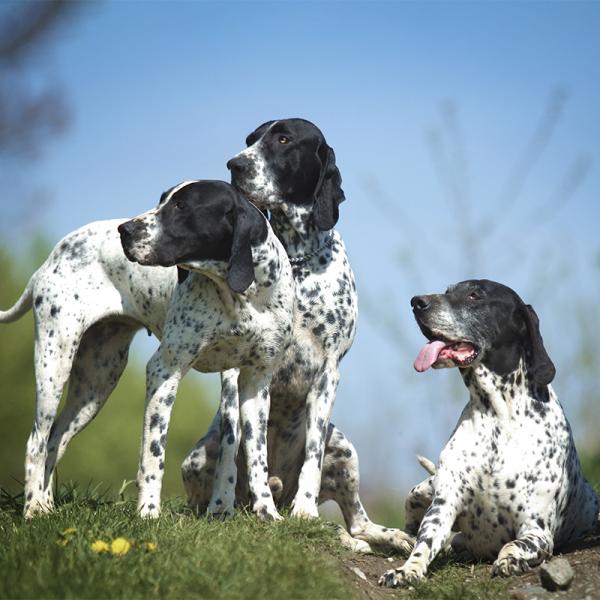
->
[[206, 502, 235, 521], [23, 499, 54, 520], [253, 502, 283, 521], [337, 527, 374, 554], [491, 555, 531, 577], [186, 496, 208, 517], [389, 530, 415, 555], [378, 564, 425, 588], [138, 503, 161, 519], [291, 508, 319, 520], [290, 497, 319, 520]]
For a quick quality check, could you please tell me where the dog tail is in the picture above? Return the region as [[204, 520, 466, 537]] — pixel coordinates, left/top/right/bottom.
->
[[0, 278, 34, 323], [417, 455, 436, 476], [268, 476, 284, 501]]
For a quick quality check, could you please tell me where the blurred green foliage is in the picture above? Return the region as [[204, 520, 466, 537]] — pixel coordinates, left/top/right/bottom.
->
[[580, 453, 600, 493], [0, 239, 215, 498]]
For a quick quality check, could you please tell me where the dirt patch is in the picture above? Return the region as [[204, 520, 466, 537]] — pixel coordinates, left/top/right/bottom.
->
[[341, 553, 401, 599], [340, 534, 600, 599], [515, 535, 600, 600]]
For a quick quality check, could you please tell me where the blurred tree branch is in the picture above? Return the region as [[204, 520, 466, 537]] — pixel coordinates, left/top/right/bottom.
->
[[0, 0, 81, 160], [0, 1, 85, 234], [361, 87, 593, 371]]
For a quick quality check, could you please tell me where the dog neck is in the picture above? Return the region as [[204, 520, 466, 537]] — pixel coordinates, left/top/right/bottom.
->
[[179, 231, 284, 299], [460, 360, 550, 421], [269, 202, 333, 260]]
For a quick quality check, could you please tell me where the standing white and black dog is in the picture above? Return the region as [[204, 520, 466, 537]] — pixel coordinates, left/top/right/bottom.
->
[[118, 180, 296, 519], [1, 219, 178, 519], [380, 279, 599, 587], [0, 178, 298, 519], [182, 119, 413, 553]]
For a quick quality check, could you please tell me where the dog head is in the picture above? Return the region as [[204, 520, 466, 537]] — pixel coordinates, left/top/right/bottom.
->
[[410, 279, 555, 386], [227, 118, 345, 230], [118, 180, 267, 293]]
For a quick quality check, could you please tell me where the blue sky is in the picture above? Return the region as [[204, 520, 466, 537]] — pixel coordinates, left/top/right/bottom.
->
[[4, 1, 600, 494]]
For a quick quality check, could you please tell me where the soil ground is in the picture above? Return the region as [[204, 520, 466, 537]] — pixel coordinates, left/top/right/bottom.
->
[[340, 534, 600, 600]]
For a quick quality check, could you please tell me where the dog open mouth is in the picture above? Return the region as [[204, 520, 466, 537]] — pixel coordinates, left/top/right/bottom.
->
[[414, 340, 479, 372]]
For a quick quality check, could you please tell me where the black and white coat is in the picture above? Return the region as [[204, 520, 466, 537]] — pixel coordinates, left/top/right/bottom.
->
[[1, 180, 295, 520], [1, 219, 177, 519], [182, 119, 413, 552], [118, 180, 295, 518], [380, 279, 599, 587]]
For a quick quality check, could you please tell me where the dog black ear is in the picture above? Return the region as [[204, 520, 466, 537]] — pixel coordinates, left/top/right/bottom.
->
[[227, 207, 256, 293], [177, 267, 190, 284], [313, 142, 345, 231], [246, 120, 275, 147], [521, 303, 556, 386]]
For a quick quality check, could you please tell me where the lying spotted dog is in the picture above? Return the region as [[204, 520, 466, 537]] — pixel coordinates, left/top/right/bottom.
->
[[380, 279, 599, 587]]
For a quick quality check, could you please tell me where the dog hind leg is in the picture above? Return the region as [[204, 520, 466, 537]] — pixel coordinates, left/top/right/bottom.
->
[[404, 476, 435, 535], [491, 526, 553, 577], [181, 419, 221, 514], [43, 321, 138, 501], [207, 369, 240, 519], [24, 325, 81, 518], [319, 424, 414, 554]]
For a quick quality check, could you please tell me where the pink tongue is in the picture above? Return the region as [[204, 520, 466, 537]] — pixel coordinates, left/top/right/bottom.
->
[[414, 340, 447, 372]]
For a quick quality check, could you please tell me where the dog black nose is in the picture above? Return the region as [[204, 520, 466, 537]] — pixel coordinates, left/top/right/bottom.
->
[[118, 221, 136, 238], [411, 295, 430, 312], [227, 156, 251, 175]]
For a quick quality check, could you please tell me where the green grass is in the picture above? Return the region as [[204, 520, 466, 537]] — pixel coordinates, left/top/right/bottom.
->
[[0, 486, 353, 599], [0, 485, 540, 600]]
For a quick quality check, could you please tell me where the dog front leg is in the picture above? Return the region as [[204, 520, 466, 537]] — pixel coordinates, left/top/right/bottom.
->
[[292, 364, 340, 519], [379, 488, 460, 587], [238, 367, 281, 520], [207, 369, 240, 519], [136, 350, 185, 518]]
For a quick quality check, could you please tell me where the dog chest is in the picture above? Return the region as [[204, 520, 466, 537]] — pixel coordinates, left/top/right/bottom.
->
[[441, 401, 570, 558]]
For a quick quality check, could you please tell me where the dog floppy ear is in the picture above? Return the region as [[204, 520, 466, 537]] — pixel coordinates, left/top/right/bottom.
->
[[245, 120, 275, 147], [227, 207, 256, 293], [522, 303, 556, 386], [313, 142, 345, 231]]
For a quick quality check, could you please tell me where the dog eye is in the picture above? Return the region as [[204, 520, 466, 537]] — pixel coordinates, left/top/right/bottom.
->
[[175, 200, 184, 209], [468, 291, 481, 301], [278, 135, 290, 144]]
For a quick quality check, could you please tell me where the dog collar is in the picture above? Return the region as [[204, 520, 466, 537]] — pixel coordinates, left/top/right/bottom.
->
[[288, 231, 334, 265]]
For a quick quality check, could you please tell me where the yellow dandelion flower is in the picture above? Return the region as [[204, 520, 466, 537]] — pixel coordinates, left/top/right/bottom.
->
[[144, 542, 157, 552], [61, 527, 77, 536], [91, 540, 110, 553], [110, 537, 131, 556]]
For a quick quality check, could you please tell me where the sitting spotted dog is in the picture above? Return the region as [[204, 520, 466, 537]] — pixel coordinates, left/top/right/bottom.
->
[[380, 279, 599, 587], [119, 180, 295, 518], [182, 118, 413, 553]]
